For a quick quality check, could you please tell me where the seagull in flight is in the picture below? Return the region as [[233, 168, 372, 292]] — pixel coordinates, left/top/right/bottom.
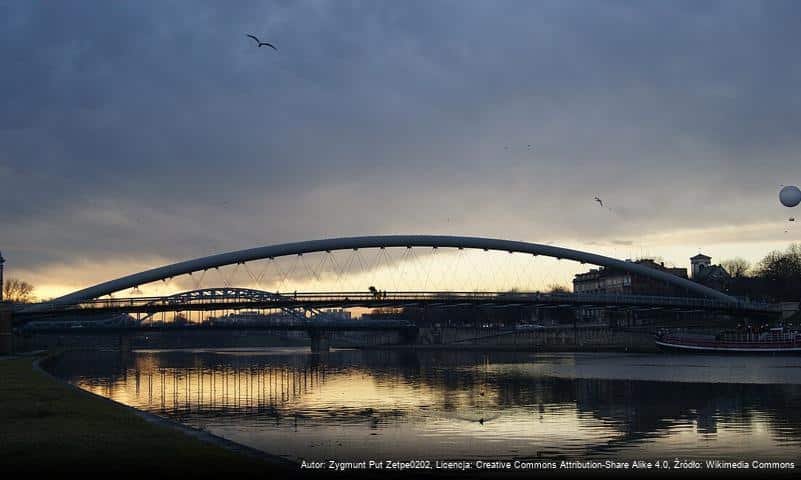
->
[[594, 196, 604, 207], [246, 34, 277, 50]]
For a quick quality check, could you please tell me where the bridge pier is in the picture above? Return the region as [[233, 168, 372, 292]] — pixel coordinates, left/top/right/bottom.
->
[[308, 329, 330, 353], [0, 309, 13, 355]]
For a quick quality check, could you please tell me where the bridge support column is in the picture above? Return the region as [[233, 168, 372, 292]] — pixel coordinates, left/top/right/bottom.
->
[[308, 330, 330, 353], [0, 310, 13, 355]]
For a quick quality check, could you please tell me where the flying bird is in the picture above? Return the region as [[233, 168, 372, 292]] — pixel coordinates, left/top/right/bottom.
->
[[594, 196, 604, 207], [246, 34, 277, 50]]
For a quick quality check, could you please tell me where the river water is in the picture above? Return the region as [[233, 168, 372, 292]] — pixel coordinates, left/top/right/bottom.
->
[[46, 348, 801, 464]]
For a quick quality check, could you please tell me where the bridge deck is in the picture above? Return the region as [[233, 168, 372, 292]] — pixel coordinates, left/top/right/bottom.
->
[[16, 291, 780, 323]]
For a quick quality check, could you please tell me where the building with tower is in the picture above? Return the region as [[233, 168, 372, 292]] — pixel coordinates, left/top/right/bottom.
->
[[690, 254, 712, 279], [574, 253, 732, 298], [690, 253, 730, 291]]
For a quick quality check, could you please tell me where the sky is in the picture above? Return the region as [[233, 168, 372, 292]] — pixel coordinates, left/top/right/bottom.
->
[[1, 0, 800, 299]]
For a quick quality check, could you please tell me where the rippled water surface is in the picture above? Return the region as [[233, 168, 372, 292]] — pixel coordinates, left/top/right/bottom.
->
[[47, 348, 801, 462]]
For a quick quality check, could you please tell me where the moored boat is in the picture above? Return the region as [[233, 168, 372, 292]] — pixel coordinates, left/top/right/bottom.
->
[[655, 327, 801, 354]]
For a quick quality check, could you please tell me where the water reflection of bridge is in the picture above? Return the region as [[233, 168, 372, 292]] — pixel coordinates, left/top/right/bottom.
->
[[76, 352, 328, 418], [56, 349, 801, 460]]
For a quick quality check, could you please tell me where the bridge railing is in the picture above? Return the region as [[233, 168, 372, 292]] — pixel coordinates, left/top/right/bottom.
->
[[21, 291, 781, 314]]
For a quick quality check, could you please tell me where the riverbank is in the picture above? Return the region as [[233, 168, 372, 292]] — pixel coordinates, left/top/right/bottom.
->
[[0, 352, 298, 474]]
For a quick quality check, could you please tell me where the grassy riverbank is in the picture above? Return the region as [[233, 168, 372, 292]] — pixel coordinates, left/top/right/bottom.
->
[[0, 353, 297, 474]]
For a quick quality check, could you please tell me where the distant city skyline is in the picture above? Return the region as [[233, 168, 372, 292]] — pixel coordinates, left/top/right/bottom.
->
[[1, 1, 799, 299]]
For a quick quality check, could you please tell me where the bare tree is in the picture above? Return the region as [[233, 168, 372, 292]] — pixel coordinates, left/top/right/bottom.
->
[[3, 278, 35, 303], [720, 258, 751, 278], [635, 256, 665, 264], [546, 283, 570, 294]]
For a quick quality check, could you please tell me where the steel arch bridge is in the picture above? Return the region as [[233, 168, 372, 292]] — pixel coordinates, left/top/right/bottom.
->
[[130, 287, 324, 325], [26, 288, 776, 318], [17, 235, 780, 320]]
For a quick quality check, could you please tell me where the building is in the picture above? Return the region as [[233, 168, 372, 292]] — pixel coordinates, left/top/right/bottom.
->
[[573, 258, 689, 326], [690, 253, 730, 291], [690, 254, 712, 278], [573, 259, 689, 296], [573, 254, 731, 327]]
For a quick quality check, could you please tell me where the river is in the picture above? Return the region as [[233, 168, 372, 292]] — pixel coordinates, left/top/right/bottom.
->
[[45, 348, 801, 464]]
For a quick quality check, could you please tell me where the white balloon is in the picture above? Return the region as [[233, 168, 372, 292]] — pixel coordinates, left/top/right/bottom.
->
[[779, 185, 801, 208]]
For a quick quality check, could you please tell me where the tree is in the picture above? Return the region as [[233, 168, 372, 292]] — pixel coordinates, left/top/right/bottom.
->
[[3, 278, 35, 303], [720, 258, 751, 278], [635, 256, 665, 264], [546, 283, 570, 294], [756, 245, 801, 278], [752, 244, 801, 301]]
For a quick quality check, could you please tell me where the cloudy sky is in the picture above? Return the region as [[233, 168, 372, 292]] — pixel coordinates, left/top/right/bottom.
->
[[2, 0, 800, 298]]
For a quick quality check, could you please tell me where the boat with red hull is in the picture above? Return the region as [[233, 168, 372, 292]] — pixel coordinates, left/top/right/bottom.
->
[[655, 327, 801, 354]]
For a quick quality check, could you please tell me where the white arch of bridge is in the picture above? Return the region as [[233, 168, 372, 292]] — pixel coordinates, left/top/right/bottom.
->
[[23, 235, 738, 313]]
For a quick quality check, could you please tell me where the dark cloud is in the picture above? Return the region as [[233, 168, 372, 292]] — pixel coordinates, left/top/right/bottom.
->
[[1, 0, 800, 288]]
